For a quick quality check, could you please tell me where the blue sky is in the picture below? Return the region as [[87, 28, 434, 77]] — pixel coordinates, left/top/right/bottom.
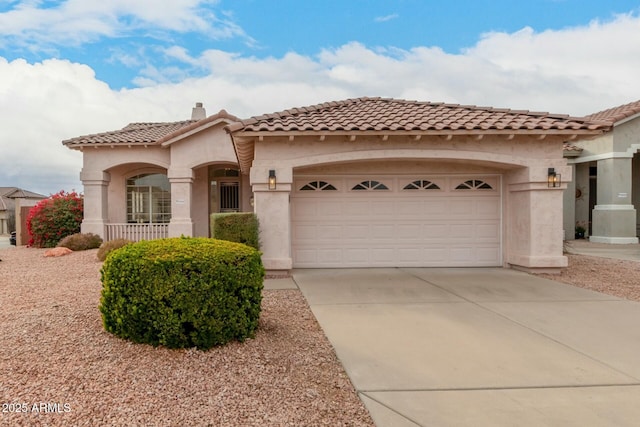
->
[[2, 0, 638, 89], [1, 0, 640, 195]]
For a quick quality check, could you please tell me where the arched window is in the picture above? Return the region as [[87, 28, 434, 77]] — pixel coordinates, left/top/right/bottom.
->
[[126, 173, 171, 223], [455, 179, 493, 190], [300, 181, 337, 191], [351, 180, 389, 191], [403, 180, 440, 190]]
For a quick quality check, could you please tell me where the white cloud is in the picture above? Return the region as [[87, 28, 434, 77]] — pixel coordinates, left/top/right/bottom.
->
[[0, 0, 252, 48], [374, 13, 399, 23], [2, 12, 640, 194]]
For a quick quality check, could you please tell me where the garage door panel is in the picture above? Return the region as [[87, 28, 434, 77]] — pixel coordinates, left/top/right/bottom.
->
[[371, 224, 396, 239], [476, 222, 501, 240], [371, 201, 395, 215], [344, 248, 369, 263], [293, 224, 317, 240], [397, 224, 424, 239], [477, 198, 501, 216], [422, 223, 451, 239], [292, 175, 502, 267], [317, 201, 345, 217], [371, 248, 396, 262], [317, 225, 343, 240], [344, 225, 369, 239], [397, 248, 422, 263], [476, 246, 501, 263], [396, 200, 431, 216], [317, 249, 343, 264], [343, 201, 371, 216]]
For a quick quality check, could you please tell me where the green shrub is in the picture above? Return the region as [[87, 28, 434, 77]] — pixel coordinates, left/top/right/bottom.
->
[[210, 213, 260, 250], [58, 232, 103, 251], [96, 238, 133, 261], [26, 190, 83, 248], [99, 237, 264, 350]]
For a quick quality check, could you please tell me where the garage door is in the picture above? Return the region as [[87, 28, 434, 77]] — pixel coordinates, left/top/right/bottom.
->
[[291, 175, 501, 267]]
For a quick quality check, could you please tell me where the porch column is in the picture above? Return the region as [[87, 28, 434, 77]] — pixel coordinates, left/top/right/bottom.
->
[[168, 168, 195, 237], [591, 158, 638, 243], [574, 163, 591, 235], [562, 163, 576, 240], [251, 166, 292, 272], [80, 170, 110, 239]]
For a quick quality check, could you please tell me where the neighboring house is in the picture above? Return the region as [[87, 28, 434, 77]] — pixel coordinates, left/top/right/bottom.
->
[[63, 98, 610, 273], [0, 187, 47, 235], [0, 187, 47, 245], [563, 99, 640, 243]]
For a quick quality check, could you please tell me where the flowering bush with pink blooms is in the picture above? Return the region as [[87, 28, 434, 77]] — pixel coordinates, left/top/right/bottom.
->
[[26, 191, 84, 248]]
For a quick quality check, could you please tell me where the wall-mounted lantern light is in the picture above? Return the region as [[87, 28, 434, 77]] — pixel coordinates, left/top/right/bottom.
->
[[548, 168, 561, 188], [268, 169, 277, 190]]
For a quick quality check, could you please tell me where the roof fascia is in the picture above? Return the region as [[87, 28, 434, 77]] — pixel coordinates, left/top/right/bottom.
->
[[232, 129, 606, 139], [160, 117, 234, 147], [614, 111, 640, 127]]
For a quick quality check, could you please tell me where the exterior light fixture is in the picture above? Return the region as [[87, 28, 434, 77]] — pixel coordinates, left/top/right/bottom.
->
[[268, 169, 276, 190], [548, 168, 561, 188]]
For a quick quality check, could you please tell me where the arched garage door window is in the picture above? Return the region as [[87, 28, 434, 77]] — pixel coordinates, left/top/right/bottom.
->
[[126, 173, 171, 223]]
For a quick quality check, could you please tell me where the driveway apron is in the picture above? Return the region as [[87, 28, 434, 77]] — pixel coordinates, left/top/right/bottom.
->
[[292, 268, 640, 427]]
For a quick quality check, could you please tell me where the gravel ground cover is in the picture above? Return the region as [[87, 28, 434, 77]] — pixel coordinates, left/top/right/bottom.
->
[[0, 247, 374, 427], [1, 245, 638, 426], [535, 253, 640, 302]]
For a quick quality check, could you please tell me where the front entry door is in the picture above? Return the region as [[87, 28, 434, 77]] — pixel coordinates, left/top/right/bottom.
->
[[219, 181, 240, 212]]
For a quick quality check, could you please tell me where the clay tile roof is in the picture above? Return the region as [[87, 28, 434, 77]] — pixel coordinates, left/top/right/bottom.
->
[[585, 99, 640, 124], [62, 120, 198, 147], [226, 97, 610, 135], [563, 142, 583, 153]]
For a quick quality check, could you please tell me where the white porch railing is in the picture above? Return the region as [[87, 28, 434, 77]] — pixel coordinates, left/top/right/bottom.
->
[[105, 223, 169, 242]]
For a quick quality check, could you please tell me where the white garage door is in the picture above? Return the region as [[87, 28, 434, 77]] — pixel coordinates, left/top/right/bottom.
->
[[291, 175, 502, 268]]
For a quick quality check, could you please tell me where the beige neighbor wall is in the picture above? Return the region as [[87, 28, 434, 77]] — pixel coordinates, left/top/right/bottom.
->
[[249, 134, 569, 272], [572, 119, 640, 243]]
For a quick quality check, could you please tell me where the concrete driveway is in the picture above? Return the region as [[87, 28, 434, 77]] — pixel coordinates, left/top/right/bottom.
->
[[292, 268, 640, 427]]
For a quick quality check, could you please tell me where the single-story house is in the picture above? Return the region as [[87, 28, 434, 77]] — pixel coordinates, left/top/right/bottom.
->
[[0, 187, 47, 240], [63, 98, 611, 273], [563, 99, 640, 243]]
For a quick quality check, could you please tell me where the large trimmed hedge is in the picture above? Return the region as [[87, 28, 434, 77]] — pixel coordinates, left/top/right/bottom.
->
[[210, 213, 260, 250], [99, 237, 264, 350]]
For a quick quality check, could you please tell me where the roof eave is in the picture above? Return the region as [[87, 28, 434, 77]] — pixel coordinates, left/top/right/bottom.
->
[[159, 117, 236, 146], [232, 129, 608, 138], [613, 111, 640, 127]]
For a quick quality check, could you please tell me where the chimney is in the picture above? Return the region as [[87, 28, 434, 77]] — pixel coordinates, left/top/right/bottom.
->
[[191, 102, 206, 120]]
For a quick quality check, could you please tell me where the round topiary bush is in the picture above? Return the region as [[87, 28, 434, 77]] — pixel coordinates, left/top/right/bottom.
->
[[99, 237, 264, 350], [96, 238, 132, 262], [58, 232, 103, 251]]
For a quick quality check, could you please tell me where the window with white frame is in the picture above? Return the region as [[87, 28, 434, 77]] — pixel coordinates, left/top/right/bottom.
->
[[126, 173, 171, 223]]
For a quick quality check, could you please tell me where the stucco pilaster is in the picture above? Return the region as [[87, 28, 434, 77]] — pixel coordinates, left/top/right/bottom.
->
[[591, 158, 638, 243], [507, 182, 567, 271], [253, 186, 292, 271], [168, 169, 195, 237], [250, 165, 293, 271], [80, 170, 110, 239]]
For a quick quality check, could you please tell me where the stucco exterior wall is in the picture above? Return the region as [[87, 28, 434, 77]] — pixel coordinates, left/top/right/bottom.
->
[[167, 125, 238, 169], [248, 134, 569, 271], [79, 123, 251, 240]]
